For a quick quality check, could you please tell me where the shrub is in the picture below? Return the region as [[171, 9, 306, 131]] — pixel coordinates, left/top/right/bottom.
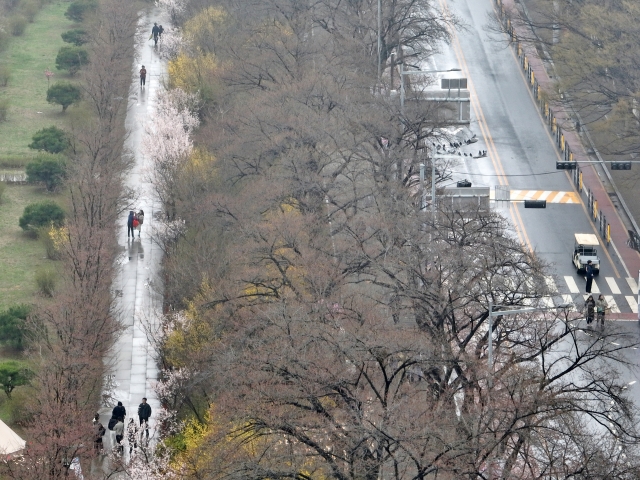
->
[[28, 126, 69, 153], [35, 267, 56, 297], [25, 154, 66, 191], [0, 99, 8, 122], [46, 82, 81, 111], [0, 305, 30, 350], [0, 64, 10, 86], [0, 156, 30, 169], [55, 46, 89, 75], [19, 200, 65, 231], [64, 0, 97, 22], [0, 360, 33, 397], [61, 28, 87, 46], [9, 15, 27, 36], [38, 225, 66, 260]]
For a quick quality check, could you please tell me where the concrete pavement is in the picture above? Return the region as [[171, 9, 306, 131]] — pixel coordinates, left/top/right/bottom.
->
[[96, 6, 168, 466]]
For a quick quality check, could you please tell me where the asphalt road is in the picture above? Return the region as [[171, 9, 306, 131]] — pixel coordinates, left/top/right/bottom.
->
[[432, 0, 637, 316], [432, 0, 640, 403]]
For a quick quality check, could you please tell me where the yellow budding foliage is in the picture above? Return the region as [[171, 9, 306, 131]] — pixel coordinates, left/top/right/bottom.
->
[[182, 148, 217, 183], [168, 52, 218, 95], [183, 6, 226, 51], [163, 301, 214, 368], [49, 225, 68, 250]]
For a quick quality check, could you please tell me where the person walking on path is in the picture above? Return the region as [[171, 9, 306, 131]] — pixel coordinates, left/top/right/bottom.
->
[[138, 397, 152, 438], [585, 295, 595, 328], [139, 65, 147, 87], [137, 209, 144, 238], [126, 418, 138, 454], [114, 418, 125, 455], [596, 294, 608, 329], [127, 210, 135, 238], [151, 23, 160, 45], [158, 25, 164, 39], [585, 260, 594, 293], [93, 414, 105, 454], [112, 401, 126, 422]]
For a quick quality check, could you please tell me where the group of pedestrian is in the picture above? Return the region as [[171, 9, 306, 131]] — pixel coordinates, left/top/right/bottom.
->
[[584, 260, 608, 329], [127, 209, 145, 238], [95, 397, 152, 456], [584, 294, 607, 329]]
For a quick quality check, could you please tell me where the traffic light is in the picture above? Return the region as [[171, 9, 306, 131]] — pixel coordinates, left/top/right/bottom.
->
[[611, 162, 631, 170], [524, 200, 547, 208], [556, 161, 577, 170]]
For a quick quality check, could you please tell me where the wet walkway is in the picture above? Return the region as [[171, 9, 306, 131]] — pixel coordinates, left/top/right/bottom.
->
[[94, 6, 168, 470]]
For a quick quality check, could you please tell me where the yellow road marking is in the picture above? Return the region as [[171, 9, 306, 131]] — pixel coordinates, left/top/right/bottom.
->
[[510, 190, 580, 203]]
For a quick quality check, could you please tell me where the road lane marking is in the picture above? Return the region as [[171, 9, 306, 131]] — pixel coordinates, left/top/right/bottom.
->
[[605, 295, 620, 313], [562, 294, 575, 308], [510, 190, 580, 203], [627, 277, 638, 293], [605, 277, 621, 295], [539, 191, 552, 201], [589, 279, 600, 294], [626, 296, 638, 313], [565, 276, 580, 293]]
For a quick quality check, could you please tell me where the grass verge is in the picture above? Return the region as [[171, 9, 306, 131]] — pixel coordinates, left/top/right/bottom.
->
[[0, 0, 75, 158], [0, 184, 62, 310]]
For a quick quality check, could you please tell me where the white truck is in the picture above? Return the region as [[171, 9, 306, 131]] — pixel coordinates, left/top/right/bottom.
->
[[572, 233, 600, 274]]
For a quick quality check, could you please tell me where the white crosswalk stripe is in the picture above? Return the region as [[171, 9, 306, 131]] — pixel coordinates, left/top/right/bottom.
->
[[589, 279, 600, 294], [605, 295, 620, 313], [626, 296, 638, 314], [565, 276, 580, 294], [627, 277, 638, 294], [605, 277, 621, 294], [562, 294, 574, 307], [542, 296, 554, 308]]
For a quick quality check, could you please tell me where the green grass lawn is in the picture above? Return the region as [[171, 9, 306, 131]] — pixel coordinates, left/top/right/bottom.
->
[[0, 184, 62, 310], [0, 0, 75, 159]]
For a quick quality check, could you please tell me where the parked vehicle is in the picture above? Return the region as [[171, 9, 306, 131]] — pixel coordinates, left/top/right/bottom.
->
[[572, 233, 600, 274]]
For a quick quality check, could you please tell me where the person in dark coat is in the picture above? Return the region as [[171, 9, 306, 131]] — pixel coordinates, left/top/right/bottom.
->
[[138, 397, 152, 438], [127, 211, 135, 238], [112, 401, 126, 422], [152, 23, 160, 45], [584, 295, 595, 327], [585, 260, 594, 294], [139, 65, 147, 87]]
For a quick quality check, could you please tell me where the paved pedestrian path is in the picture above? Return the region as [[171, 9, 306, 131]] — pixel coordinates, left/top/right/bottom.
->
[[95, 7, 169, 468]]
